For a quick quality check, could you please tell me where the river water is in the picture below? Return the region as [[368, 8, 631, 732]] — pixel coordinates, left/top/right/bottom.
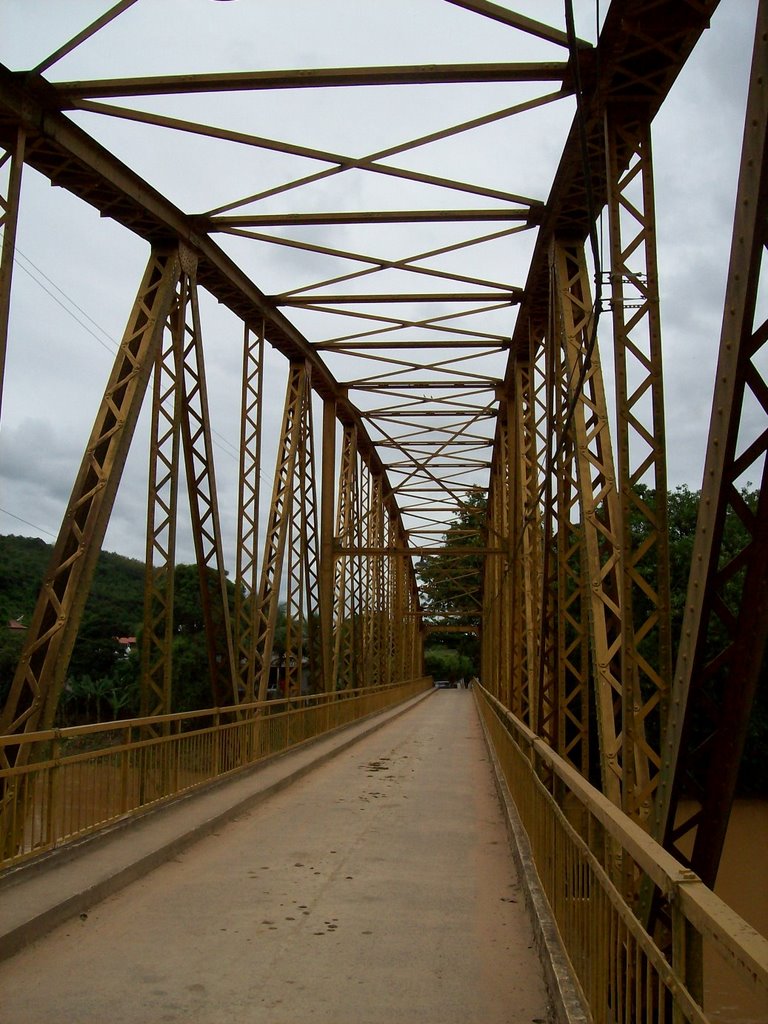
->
[[705, 799, 768, 1023]]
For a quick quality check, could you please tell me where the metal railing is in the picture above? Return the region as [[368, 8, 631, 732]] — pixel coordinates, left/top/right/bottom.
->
[[475, 685, 768, 1024], [0, 678, 431, 872]]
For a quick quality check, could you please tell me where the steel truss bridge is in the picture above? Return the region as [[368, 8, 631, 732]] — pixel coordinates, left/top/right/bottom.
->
[[0, 1, 767, 1020]]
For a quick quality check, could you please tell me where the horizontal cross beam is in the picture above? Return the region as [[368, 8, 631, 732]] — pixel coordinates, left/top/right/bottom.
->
[[53, 63, 570, 102]]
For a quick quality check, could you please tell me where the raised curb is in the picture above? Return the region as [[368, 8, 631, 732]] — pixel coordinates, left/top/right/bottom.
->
[[0, 688, 434, 962]]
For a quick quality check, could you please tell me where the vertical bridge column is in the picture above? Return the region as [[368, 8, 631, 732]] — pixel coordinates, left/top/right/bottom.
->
[[0, 127, 24, 426], [320, 399, 337, 692], [251, 360, 309, 702], [553, 236, 624, 811], [235, 321, 265, 700], [605, 105, 672, 825], [141, 249, 238, 717]]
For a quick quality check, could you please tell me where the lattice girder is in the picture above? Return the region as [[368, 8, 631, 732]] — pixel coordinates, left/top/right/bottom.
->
[[654, 2, 768, 888], [234, 323, 265, 694], [0, 248, 181, 750], [0, 126, 24, 422], [605, 108, 672, 823]]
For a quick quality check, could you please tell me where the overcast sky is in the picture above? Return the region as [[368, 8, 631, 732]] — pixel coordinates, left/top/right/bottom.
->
[[0, 0, 761, 567]]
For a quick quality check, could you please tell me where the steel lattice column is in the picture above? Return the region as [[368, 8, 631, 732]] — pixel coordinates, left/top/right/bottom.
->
[[366, 474, 386, 688], [252, 361, 308, 702], [484, 421, 503, 701], [319, 399, 337, 693], [141, 258, 240, 714], [0, 127, 24, 425], [482, 415, 500, 698], [402, 555, 422, 680], [605, 107, 672, 823], [498, 405, 514, 710], [553, 238, 625, 809], [654, 0, 768, 888], [352, 464, 370, 688], [533, 320, 562, 751], [140, 266, 187, 721], [332, 424, 358, 691], [514, 355, 539, 727], [524, 336, 549, 729], [284, 372, 322, 696], [0, 248, 181, 748], [385, 513, 400, 686], [506, 362, 523, 718], [300, 387, 324, 693], [391, 521, 409, 682], [177, 268, 238, 707], [235, 322, 265, 700], [553, 344, 590, 777]]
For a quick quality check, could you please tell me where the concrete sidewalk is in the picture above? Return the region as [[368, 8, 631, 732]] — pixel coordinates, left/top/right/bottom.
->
[[0, 689, 557, 1024], [0, 690, 436, 961]]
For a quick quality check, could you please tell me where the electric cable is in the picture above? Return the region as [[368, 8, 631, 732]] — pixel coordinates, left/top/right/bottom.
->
[[0, 504, 57, 538]]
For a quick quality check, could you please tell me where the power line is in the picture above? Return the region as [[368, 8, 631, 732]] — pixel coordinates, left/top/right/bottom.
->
[[0, 505, 57, 538], [9, 242, 121, 355], [6, 239, 249, 468]]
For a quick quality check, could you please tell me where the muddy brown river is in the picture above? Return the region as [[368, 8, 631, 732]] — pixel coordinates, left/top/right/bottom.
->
[[706, 799, 768, 1023]]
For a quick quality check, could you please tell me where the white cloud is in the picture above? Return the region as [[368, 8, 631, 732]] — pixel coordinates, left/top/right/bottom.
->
[[0, 0, 761, 562]]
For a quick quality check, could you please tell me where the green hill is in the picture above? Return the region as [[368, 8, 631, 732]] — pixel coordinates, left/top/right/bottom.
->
[[0, 533, 144, 637], [0, 534, 145, 710]]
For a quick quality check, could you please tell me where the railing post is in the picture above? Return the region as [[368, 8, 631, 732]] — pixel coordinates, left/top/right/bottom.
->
[[121, 725, 131, 816], [45, 733, 60, 851], [212, 710, 221, 779], [670, 877, 703, 1021]]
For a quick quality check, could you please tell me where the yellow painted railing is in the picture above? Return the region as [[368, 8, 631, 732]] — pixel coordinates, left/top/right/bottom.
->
[[475, 685, 768, 1024], [0, 678, 431, 872]]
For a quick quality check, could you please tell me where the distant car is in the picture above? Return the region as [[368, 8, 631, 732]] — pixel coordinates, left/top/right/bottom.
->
[[434, 679, 458, 688]]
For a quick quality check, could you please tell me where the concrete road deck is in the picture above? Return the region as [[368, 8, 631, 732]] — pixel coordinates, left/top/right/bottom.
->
[[0, 690, 555, 1023]]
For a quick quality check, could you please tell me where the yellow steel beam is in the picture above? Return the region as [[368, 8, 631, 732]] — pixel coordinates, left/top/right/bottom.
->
[[0, 248, 181, 747], [553, 237, 624, 809], [140, 269, 186, 722], [605, 108, 672, 823], [0, 128, 24, 427], [234, 322, 265, 696], [178, 273, 238, 707], [654, 0, 768, 888], [251, 362, 308, 702], [441, 0, 584, 48], [216, 210, 536, 227], [33, 0, 140, 74]]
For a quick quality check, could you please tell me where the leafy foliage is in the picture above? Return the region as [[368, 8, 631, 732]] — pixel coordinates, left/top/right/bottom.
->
[[416, 491, 485, 676], [414, 485, 766, 794], [424, 645, 475, 682], [142, 563, 238, 714], [666, 485, 766, 795], [0, 537, 235, 720], [0, 535, 145, 715], [1, 485, 764, 792]]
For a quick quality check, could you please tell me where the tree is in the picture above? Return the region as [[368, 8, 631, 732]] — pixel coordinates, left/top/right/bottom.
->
[[424, 645, 475, 682], [0, 535, 145, 724], [416, 491, 485, 676], [168, 563, 238, 712], [666, 484, 767, 795], [0, 628, 26, 709], [416, 491, 485, 620]]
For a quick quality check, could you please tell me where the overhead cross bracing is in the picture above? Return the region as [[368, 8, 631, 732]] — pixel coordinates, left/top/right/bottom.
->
[[0, 3, 588, 649], [0, 0, 767, 964]]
